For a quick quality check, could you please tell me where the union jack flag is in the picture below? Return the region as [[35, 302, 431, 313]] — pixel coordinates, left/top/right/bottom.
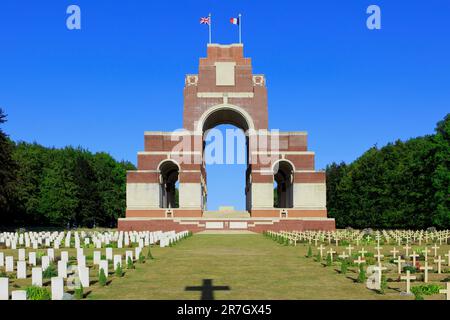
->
[[200, 17, 210, 25]]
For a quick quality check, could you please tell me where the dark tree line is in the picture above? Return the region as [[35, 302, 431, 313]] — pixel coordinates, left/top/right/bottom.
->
[[326, 114, 450, 230], [0, 108, 135, 228], [1, 108, 449, 229]]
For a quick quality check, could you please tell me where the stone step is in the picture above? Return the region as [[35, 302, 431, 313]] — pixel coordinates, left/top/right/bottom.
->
[[203, 211, 251, 218]]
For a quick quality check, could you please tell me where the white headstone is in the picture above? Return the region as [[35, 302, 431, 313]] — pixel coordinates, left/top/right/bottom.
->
[[58, 260, 67, 278], [93, 251, 101, 265], [18, 249, 26, 261], [32, 267, 43, 287], [106, 248, 113, 261], [0, 252, 4, 267], [125, 250, 133, 262], [17, 261, 27, 279], [28, 252, 36, 266], [77, 255, 86, 267], [41, 256, 50, 271], [113, 255, 122, 269], [11, 290, 27, 300], [60, 251, 69, 263], [47, 248, 54, 261], [78, 266, 90, 288], [51, 277, 64, 300], [135, 247, 141, 259], [99, 260, 108, 278], [5, 256, 14, 272], [0, 278, 8, 300]]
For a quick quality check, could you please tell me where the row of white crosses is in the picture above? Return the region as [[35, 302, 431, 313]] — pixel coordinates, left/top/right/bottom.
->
[[267, 229, 450, 299], [0, 229, 190, 300]]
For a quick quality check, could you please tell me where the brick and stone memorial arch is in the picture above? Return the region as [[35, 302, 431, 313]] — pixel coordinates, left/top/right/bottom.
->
[[118, 43, 335, 232]]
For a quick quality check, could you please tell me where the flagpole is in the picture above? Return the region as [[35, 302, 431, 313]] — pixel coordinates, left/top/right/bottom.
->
[[238, 13, 242, 44], [208, 13, 212, 44]]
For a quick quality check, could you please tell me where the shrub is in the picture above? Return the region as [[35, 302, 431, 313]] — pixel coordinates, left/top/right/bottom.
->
[[138, 254, 145, 264], [43, 264, 58, 279], [306, 246, 312, 258], [357, 264, 366, 283], [98, 269, 107, 286], [115, 263, 123, 277], [411, 284, 441, 300], [340, 260, 348, 274], [26, 286, 51, 300], [127, 256, 134, 269], [379, 275, 388, 294], [74, 284, 84, 299], [403, 265, 417, 274], [147, 248, 154, 260], [326, 254, 332, 266]]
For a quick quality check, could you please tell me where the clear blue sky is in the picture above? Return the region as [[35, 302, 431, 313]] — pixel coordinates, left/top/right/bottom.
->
[[1, 1, 449, 210]]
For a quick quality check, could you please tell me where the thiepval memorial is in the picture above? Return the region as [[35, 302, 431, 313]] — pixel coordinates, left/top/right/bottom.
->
[[119, 43, 336, 232]]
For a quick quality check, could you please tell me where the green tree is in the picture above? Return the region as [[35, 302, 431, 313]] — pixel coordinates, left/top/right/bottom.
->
[[0, 108, 18, 225]]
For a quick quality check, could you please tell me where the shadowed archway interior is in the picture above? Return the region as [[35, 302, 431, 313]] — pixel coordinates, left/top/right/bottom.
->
[[274, 161, 294, 208], [159, 160, 179, 209]]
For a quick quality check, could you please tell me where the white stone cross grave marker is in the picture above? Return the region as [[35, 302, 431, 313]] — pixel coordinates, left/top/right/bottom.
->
[[434, 256, 445, 274], [394, 257, 405, 274], [439, 283, 450, 301], [359, 248, 367, 258], [318, 244, 325, 258], [354, 256, 366, 266], [339, 251, 349, 260], [420, 261, 433, 283], [390, 247, 399, 259], [445, 251, 450, 266], [403, 244, 411, 257], [401, 270, 416, 295], [374, 252, 384, 265], [423, 247, 431, 262], [432, 244, 439, 257], [410, 251, 419, 266], [346, 245, 354, 256]]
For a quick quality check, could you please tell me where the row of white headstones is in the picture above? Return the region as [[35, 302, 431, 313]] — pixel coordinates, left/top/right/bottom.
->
[[0, 229, 189, 300], [267, 229, 450, 300]]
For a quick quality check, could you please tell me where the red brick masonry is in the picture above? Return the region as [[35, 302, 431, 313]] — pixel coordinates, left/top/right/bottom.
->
[[118, 218, 336, 233]]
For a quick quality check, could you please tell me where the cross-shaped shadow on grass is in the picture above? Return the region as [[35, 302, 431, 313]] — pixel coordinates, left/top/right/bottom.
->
[[185, 279, 230, 300]]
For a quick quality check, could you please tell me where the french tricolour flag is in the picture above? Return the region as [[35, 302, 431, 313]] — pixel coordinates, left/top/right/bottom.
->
[[230, 17, 239, 25]]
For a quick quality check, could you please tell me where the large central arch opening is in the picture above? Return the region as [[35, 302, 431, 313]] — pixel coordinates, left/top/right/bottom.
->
[[200, 105, 253, 212]]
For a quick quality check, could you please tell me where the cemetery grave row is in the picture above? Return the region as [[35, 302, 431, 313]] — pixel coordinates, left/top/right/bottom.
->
[[0, 229, 192, 300], [264, 229, 450, 300]]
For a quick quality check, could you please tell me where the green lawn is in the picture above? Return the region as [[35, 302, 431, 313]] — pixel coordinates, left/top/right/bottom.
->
[[87, 234, 413, 300]]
